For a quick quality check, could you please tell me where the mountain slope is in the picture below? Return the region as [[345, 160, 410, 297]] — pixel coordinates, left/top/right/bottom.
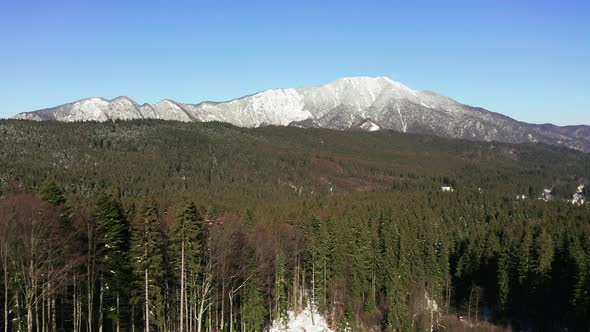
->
[[12, 76, 590, 152]]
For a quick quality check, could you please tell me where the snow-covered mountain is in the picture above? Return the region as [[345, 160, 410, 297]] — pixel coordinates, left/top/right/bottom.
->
[[13, 76, 590, 152]]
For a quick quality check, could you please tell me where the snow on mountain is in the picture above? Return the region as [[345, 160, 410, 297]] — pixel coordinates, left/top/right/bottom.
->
[[186, 88, 310, 127], [358, 119, 381, 132], [12, 76, 590, 152], [151, 100, 193, 122]]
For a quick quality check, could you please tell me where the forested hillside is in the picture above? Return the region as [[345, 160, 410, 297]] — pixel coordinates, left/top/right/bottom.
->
[[0, 119, 589, 331]]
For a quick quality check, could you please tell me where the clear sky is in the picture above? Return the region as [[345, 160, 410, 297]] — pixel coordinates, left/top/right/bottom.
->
[[1, 0, 588, 125]]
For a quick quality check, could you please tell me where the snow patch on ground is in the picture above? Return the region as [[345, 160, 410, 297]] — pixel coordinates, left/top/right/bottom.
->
[[269, 304, 334, 332], [539, 188, 554, 202]]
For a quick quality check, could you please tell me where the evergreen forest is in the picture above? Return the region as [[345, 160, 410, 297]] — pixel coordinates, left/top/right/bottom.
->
[[0, 119, 589, 331]]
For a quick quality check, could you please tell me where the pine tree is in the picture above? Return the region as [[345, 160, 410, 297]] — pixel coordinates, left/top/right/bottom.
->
[[303, 216, 324, 313], [169, 201, 203, 332], [95, 192, 131, 332], [131, 201, 166, 332], [40, 179, 65, 206], [240, 280, 266, 332], [274, 252, 288, 324]]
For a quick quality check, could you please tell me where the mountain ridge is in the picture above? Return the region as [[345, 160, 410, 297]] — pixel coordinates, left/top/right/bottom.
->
[[12, 76, 590, 152]]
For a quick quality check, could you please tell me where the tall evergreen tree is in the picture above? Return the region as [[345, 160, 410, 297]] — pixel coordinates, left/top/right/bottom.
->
[[95, 192, 131, 332], [169, 201, 203, 332], [131, 201, 166, 332], [274, 252, 288, 324], [240, 278, 266, 332]]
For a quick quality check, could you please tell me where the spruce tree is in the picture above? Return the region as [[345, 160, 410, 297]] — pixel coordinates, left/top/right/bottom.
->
[[169, 201, 203, 332], [274, 252, 288, 324], [240, 280, 266, 332], [131, 201, 166, 332], [95, 192, 131, 332], [40, 179, 65, 206]]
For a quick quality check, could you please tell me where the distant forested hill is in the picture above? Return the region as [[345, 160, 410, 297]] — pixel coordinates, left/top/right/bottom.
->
[[1, 119, 589, 202]]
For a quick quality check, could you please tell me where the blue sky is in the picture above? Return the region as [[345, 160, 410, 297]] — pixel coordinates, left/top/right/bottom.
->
[[1, 0, 588, 125]]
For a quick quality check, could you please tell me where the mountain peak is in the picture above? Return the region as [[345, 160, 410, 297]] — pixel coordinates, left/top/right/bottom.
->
[[327, 76, 401, 89], [111, 96, 138, 104]]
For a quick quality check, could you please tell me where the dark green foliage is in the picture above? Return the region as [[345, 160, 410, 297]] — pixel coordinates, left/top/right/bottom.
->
[[274, 252, 288, 323], [240, 281, 266, 332], [130, 201, 167, 331], [1, 119, 589, 204], [40, 179, 65, 205], [95, 192, 132, 324], [170, 201, 203, 272]]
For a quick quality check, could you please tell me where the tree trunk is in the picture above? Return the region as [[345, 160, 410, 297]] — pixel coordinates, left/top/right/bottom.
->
[[16, 292, 23, 332], [2, 253, 7, 332], [323, 261, 327, 309], [73, 276, 78, 332], [35, 292, 40, 332], [311, 260, 315, 325], [145, 268, 149, 332], [215, 287, 219, 332], [87, 222, 95, 332], [445, 275, 451, 315], [51, 285, 56, 332], [468, 284, 474, 325], [293, 254, 298, 311], [268, 297, 272, 326], [131, 304, 135, 332], [192, 283, 197, 332], [430, 303, 434, 332], [371, 268, 376, 309], [27, 303, 33, 332], [87, 278, 93, 332], [197, 264, 213, 332], [74, 274, 82, 332], [301, 268, 306, 310], [229, 294, 233, 332], [475, 289, 479, 323], [116, 295, 120, 332], [208, 302, 212, 332], [180, 241, 185, 332], [187, 284, 191, 332], [78, 292, 83, 332], [220, 282, 224, 332], [189, 291, 193, 332], [98, 280, 104, 332], [42, 284, 46, 332]]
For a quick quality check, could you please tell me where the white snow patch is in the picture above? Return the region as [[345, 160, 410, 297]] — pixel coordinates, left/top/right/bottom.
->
[[269, 304, 334, 332], [527, 133, 538, 142], [423, 291, 440, 332], [539, 188, 554, 202], [360, 120, 380, 132], [396, 104, 407, 132]]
